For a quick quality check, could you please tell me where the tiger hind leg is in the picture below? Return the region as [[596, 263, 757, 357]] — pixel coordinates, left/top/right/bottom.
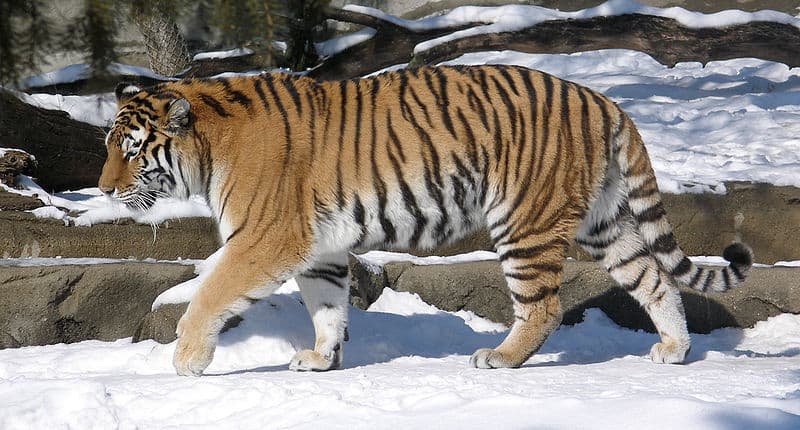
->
[[576, 188, 690, 364], [290, 253, 350, 371], [470, 227, 570, 369]]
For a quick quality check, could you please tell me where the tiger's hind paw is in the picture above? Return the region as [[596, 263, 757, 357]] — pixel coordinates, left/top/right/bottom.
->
[[469, 348, 520, 369], [289, 348, 341, 372], [649, 340, 690, 364]]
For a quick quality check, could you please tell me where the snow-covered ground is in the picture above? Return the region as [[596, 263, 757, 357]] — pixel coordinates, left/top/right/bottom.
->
[[1, 281, 798, 429]]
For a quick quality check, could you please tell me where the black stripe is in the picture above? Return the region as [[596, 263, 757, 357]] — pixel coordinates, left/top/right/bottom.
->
[[649, 274, 662, 295], [634, 202, 667, 224], [388, 150, 427, 247], [722, 267, 732, 290], [386, 112, 406, 163], [609, 248, 649, 271], [511, 289, 551, 304], [354, 80, 363, 173], [671, 256, 692, 277], [307, 264, 349, 279], [422, 161, 449, 242], [353, 195, 366, 243], [198, 93, 231, 117], [651, 233, 678, 254], [498, 237, 569, 261], [262, 74, 292, 163], [455, 108, 480, 172], [302, 272, 346, 289], [510, 262, 562, 273], [253, 79, 270, 113], [407, 85, 433, 126], [620, 268, 647, 291], [433, 68, 457, 138], [730, 264, 745, 282], [701, 270, 716, 292], [688, 267, 704, 288], [216, 78, 252, 109], [282, 77, 302, 115], [629, 178, 659, 199]]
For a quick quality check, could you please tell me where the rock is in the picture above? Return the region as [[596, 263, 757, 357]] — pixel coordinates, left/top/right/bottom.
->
[[0, 210, 219, 260], [0, 262, 196, 348], [0, 149, 37, 187], [0, 189, 43, 212], [0, 90, 108, 192], [133, 303, 243, 345], [133, 302, 188, 344], [354, 259, 800, 332]]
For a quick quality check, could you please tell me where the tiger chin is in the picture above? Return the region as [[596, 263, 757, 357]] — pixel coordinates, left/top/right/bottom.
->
[[100, 66, 753, 376]]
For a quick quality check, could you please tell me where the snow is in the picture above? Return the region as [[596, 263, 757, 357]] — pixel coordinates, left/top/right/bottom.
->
[[2, 175, 211, 227], [344, 0, 800, 54], [0, 280, 798, 429], [193, 48, 254, 61], [315, 28, 377, 57], [21, 62, 170, 89], [12, 90, 117, 127]]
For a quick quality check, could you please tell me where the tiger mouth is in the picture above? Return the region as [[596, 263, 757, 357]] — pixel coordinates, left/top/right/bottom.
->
[[117, 189, 166, 211]]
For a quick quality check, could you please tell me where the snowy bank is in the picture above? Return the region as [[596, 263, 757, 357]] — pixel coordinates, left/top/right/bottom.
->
[[0, 279, 798, 429]]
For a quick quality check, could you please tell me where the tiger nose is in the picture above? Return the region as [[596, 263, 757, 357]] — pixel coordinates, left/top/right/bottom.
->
[[99, 185, 114, 196]]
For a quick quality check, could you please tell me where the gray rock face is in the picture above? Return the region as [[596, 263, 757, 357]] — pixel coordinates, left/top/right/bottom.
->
[[353, 259, 800, 333], [133, 302, 188, 344], [0, 263, 196, 348]]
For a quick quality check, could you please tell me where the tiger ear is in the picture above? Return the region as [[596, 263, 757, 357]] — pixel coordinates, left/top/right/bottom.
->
[[115, 82, 141, 106], [164, 98, 191, 134]]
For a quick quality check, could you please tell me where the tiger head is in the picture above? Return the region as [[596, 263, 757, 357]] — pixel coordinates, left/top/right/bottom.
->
[[99, 83, 195, 210]]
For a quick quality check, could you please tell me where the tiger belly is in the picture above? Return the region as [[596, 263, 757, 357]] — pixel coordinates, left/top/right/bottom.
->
[[312, 174, 486, 256]]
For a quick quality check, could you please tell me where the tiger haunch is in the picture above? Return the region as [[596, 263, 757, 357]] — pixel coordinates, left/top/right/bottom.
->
[[100, 65, 753, 376]]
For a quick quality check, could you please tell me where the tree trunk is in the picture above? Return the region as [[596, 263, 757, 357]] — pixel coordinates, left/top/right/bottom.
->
[[131, 5, 191, 76]]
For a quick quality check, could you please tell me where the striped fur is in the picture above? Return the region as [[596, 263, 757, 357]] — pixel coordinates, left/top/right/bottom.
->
[[99, 65, 753, 376]]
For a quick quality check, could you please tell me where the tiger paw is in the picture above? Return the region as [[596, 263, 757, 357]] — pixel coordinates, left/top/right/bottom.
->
[[469, 348, 520, 369], [649, 340, 690, 364], [173, 318, 216, 376], [289, 349, 340, 372]]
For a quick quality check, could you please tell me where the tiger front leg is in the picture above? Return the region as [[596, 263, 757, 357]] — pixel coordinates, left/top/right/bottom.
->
[[290, 253, 350, 371], [173, 245, 300, 376]]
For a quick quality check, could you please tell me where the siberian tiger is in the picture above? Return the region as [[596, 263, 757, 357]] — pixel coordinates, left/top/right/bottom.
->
[[100, 65, 753, 376]]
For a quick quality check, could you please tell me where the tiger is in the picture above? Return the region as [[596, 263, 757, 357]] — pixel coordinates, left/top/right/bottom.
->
[[99, 65, 753, 376]]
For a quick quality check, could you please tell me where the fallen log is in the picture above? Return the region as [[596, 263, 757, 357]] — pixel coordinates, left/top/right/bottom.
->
[[311, 10, 800, 80]]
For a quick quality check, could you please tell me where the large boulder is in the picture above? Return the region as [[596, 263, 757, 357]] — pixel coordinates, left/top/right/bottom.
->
[[0, 262, 196, 347]]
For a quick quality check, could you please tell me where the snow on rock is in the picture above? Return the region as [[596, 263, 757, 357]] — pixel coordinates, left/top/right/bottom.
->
[[12, 90, 117, 127], [0, 282, 798, 428], [193, 48, 254, 61], [21, 63, 170, 89], [315, 28, 377, 57], [344, 0, 800, 54], [3, 175, 212, 227]]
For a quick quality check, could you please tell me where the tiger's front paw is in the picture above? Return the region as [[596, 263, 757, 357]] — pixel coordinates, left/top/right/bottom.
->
[[289, 348, 341, 372], [469, 348, 519, 369], [173, 316, 216, 376], [650, 340, 690, 364]]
